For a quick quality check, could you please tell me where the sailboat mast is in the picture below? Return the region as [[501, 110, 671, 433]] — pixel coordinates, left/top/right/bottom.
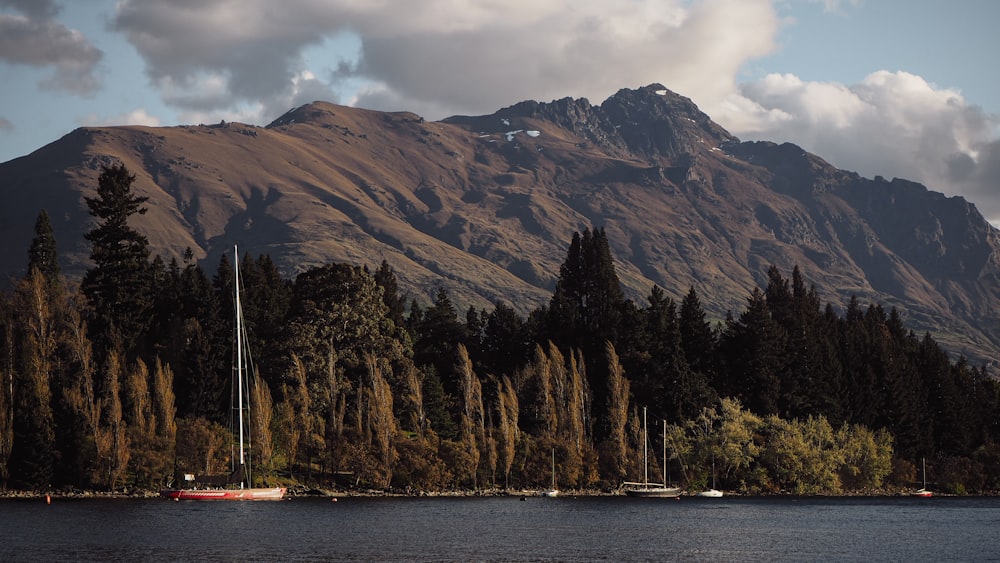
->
[[235, 246, 246, 476], [642, 407, 648, 485], [922, 457, 927, 489], [551, 448, 556, 489], [662, 419, 667, 487]]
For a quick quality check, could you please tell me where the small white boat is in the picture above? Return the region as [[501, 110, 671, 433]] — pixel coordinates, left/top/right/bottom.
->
[[696, 458, 723, 498], [540, 448, 559, 497], [911, 457, 932, 498]]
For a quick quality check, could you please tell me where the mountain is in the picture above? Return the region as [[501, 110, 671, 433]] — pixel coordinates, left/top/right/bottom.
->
[[2, 84, 999, 367]]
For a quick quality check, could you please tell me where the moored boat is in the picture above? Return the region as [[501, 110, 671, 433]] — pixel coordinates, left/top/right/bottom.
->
[[624, 408, 681, 498], [160, 245, 286, 502], [910, 457, 932, 498], [539, 448, 560, 497]]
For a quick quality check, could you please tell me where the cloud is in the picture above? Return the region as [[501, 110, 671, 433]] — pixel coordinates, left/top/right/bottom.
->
[[107, 0, 1000, 224], [0, 0, 59, 20], [0, 8, 103, 95], [722, 70, 1000, 222], [112, 0, 778, 119], [80, 108, 161, 127]]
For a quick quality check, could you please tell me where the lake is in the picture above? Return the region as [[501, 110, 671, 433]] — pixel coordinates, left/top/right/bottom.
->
[[2, 494, 998, 561]]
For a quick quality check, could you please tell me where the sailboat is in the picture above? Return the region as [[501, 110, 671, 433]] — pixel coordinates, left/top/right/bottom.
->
[[539, 448, 559, 497], [696, 457, 723, 498], [624, 408, 681, 498], [911, 457, 932, 498], [161, 246, 287, 501]]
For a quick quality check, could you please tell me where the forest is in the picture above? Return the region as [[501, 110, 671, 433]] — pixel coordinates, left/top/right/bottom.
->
[[2, 163, 999, 496]]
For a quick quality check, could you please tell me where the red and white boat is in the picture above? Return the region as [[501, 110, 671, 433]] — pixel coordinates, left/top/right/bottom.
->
[[161, 487, 286, 501], [161, 245, 286, 502]]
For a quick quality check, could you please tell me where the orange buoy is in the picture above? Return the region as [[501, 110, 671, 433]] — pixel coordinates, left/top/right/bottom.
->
[[45, 494, 51, 505]]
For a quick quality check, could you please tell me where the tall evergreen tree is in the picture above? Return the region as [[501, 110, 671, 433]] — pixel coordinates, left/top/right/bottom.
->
[[478, 301, 531, 378], [678, 286, 716, 379], [545, 228, 629, 439], [373, 260, 407, 329], [27, 209, 60, 289], [412, 288, 466, 398], [718, 288, 787, 416], [80, 163, 154, 359]]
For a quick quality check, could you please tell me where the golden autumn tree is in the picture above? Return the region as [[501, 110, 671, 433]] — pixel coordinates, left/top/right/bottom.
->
[[600, 341, 630, 484]]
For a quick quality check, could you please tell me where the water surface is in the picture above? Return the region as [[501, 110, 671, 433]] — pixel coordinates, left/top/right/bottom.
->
[[2, 495, 997, 561]]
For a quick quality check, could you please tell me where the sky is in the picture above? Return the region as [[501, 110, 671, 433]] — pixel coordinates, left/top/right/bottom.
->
[[1, 0, 998, 223]]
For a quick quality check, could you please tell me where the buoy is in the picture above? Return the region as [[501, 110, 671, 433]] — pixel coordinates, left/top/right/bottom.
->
[[45, 494, 51, 505], [331, 497, 338, 502]]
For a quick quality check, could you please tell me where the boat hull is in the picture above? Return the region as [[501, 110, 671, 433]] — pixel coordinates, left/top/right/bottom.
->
[[160, 487, 287, 501], [624, 487, 682, 498], [696, 489, 723, 498], [911, 489, 933, 498]]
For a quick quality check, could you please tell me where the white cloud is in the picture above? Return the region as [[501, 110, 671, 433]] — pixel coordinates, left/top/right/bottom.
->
[[80, 108, 161, 127], [111, 0, 778, 120], [723, 70, 1000, 223]]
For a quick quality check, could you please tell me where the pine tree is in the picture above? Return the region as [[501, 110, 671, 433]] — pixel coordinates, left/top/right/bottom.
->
[[80, 163, 154, 359], [545, 228, 629, 442], [27, 209, 60, 290], [373, 260, 406, 329], [719, 288, 787, 416], [678, 286, 716, 379]]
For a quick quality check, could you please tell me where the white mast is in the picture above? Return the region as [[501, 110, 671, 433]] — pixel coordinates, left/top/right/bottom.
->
[[642, 407, 648, 485], [662, 419, 667, 487], [235, 245, 246, 487]]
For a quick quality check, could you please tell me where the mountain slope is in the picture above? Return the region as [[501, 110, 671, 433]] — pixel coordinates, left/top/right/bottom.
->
[[2, 84, 998, 366]]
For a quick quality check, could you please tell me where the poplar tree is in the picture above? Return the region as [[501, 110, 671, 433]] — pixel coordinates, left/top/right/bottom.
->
[[496, 375, 519, 488], [9, 271, 57, 489], [0, 293, 12, 487], [600, 341, 630, 482], [456, 344, 484, 488]]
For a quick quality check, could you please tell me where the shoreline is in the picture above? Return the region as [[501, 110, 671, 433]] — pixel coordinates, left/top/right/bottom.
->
[[0, 485, 978, 500]]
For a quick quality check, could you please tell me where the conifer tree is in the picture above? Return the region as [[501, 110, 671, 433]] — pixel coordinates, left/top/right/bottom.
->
[[80, 163, 154, 359], [719, 288, 787, 415], [373, 260, 406, 329], [545, 228, 629, 441], [27, 209, 60, 290], [678, 286, 716, 379]]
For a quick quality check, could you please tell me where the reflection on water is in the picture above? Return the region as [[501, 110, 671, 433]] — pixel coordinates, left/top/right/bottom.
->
[[3, 495, 1000, 561]]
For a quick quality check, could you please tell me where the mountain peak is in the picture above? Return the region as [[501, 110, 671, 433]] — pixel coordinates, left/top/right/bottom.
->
[[443, 84, 735, 160]]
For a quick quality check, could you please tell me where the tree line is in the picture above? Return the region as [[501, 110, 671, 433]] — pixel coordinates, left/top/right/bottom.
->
[[1, 163, 998, 495]]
